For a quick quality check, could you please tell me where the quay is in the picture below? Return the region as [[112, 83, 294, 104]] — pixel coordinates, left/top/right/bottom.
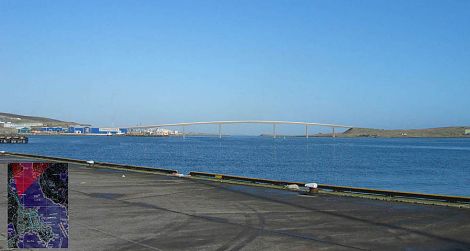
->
[[1, 152, 470, 250], [0, 135, 28, 144]]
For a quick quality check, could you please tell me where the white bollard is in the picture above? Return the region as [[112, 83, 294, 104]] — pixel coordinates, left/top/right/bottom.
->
[[305, 183, 319, 193]]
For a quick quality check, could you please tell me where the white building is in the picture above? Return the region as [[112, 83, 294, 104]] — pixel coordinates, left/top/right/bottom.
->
[[2, 122, 43, 129]]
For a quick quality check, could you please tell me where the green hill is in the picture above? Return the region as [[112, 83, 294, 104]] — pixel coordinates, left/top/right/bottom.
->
[[341, 127, 470, 138], [0, 112, 87, 127]]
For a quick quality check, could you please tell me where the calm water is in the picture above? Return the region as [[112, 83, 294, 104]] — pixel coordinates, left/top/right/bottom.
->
[[2, 135, 470, 196]]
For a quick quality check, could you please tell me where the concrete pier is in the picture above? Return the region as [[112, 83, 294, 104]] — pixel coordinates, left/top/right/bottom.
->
[[0, 135, 28, 144], [1, 155, 470, 250]]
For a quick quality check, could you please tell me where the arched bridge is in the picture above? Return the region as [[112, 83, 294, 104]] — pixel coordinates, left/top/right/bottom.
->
[[128, 120, 353, 138]]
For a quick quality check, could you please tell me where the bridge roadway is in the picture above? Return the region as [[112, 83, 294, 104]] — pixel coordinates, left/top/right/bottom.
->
[[1, 155, 470, 250], [128, 120, 354, 138]]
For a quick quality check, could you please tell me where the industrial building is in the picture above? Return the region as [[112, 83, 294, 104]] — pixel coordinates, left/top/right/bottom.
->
[[65, 127, 128, 135], [67, 126, 90, 134], [89, 127, 128, 135], [36, 126, 129, 135], [5, 124, 130, 136], [18, 127, 31, 134], [40, 127, 67, 133], [0, 115, 129, 136]]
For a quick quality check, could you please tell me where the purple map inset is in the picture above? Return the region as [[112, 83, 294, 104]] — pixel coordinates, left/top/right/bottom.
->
[[8, 162, 68, 248]]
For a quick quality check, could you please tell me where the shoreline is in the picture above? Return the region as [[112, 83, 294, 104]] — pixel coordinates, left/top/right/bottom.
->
[[261, 134, 470, 139], [12, 133, 470, 139]]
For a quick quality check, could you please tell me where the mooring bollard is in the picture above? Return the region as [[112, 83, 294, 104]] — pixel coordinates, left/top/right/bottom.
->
[[305, 183, 319, 193]]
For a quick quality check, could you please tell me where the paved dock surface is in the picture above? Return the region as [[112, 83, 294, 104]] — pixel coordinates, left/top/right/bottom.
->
[[1, 156, 470, 250]]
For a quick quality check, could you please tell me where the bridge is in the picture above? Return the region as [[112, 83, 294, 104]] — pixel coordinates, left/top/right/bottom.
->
[[128, 120, 354, 138]]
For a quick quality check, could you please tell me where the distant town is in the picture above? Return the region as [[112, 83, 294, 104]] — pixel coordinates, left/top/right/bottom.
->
[[0, 121, 179, 136], [0, 112, 179, 137], [0, 121, 180, 137]]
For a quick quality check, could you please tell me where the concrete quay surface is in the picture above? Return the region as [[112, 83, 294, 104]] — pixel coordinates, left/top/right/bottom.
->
[[0, 155, 470, 250]]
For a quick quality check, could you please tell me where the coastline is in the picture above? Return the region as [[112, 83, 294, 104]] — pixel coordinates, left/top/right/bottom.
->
[[13, 133, 470, 139]]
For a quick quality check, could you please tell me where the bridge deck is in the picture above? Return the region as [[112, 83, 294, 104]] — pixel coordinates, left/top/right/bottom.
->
[[1, 156, 469, 250]]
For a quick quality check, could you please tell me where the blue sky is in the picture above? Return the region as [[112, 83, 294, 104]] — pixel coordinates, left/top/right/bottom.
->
[[1, 0, 469, 130]]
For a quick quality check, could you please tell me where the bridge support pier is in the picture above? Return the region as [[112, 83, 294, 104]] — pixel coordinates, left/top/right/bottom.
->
[[273, 124, 277, 139], [332, 127, 336, 138], [182, 126, 185, 139], [218, 124, 222, 139], [305, 125, 309, 139]]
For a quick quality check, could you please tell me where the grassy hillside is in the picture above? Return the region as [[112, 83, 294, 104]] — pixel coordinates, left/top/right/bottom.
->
[[341, 127, 470, 138], [0, 112, 87, 127]]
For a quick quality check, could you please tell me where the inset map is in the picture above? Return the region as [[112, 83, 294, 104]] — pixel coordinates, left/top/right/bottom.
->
[[8, 162, 68, 248]]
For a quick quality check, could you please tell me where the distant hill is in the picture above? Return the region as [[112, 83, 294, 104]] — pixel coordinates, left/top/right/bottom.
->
[[0, 112, 88, 127], [341, 127, 470, 138]]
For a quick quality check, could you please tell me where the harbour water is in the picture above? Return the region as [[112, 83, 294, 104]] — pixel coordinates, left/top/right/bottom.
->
[[2, 135, 470, 196]]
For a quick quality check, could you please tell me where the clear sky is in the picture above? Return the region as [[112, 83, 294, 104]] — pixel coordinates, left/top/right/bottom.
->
[[1, 0, 469, 130]]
